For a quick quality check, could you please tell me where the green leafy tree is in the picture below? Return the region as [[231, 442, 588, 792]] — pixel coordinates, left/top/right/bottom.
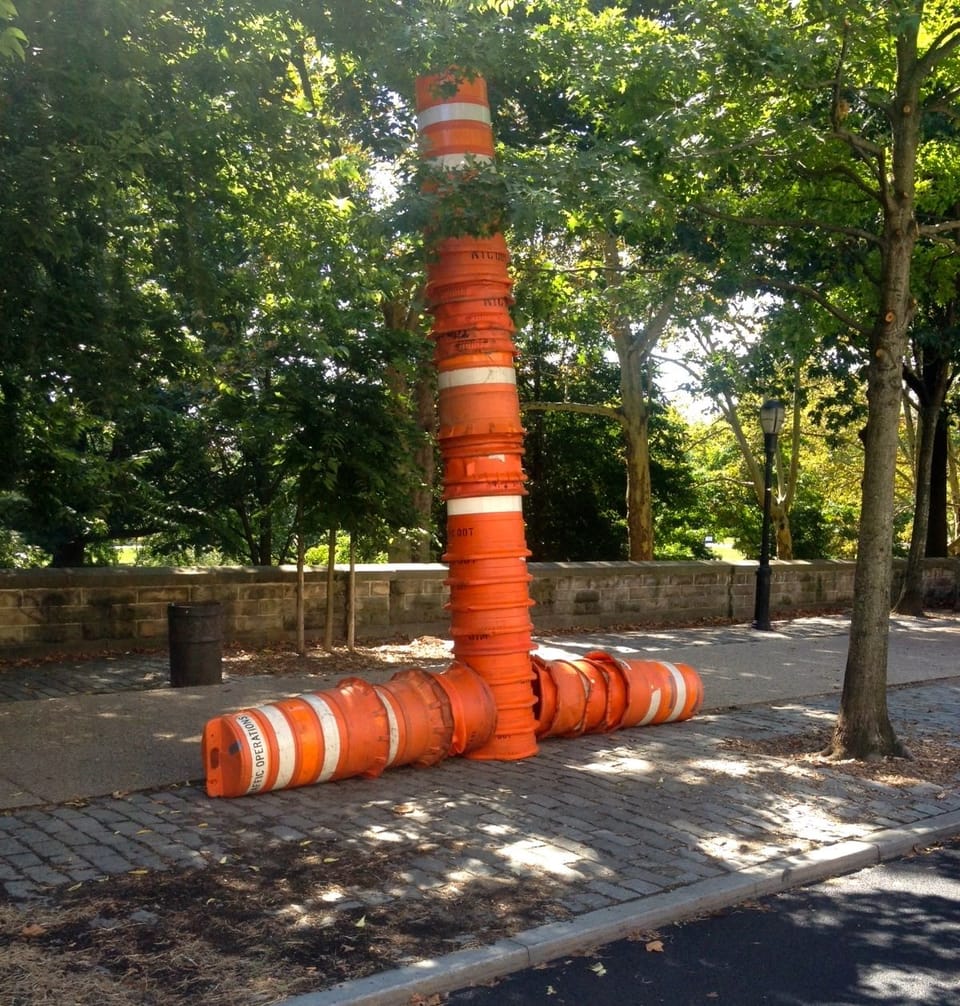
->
[[672, 1, 960, 758], [0, 0, 25, 61]]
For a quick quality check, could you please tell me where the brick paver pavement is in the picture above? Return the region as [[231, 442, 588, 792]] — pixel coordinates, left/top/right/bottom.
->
[[3, 677, 958, 914]]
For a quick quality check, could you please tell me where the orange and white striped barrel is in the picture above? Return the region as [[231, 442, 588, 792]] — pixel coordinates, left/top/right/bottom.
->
[[416, 72, 495, 167], [202, 664, 502, 797], [443, 495, 531, 560], [584, 652, 704, 726], [203, 677, 392, 798]]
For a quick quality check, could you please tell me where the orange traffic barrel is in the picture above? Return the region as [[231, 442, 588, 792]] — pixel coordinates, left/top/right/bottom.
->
[[439, 425, 525, 451], [443, 498, 530, 560], [446, 554, 532, 588], [444, 467, 526, 499], [532, 652, 700, 739], [430, 300, 513, 329], [442, 452, 527, 499], [442, 515, 531, 563], [374, 668, 455, 768], [427, 235, 510, 284], [451, 596, 535, 657], [575, 656, 628, 733], [456, 649, 538, 761], [416, 70, 490, 115], [430, 661, 498, 756], [416, 72, 495, 164], [419, 124, 494, 162], [539, 657, 604, 736], [439, 382, 523, 433], [531, 654, 589, 738], [432, 345, 517, 373], [425, 278, 513, 306], [432, 324, 517, 357], [448, 593, 535, 625], [430, 290, 514, 316], [584, 652, 703, 726], [203, 676, 391, 798]]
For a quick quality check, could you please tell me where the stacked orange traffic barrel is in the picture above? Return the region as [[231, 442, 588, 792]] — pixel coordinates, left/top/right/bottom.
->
[[417, 69, 538, 760]]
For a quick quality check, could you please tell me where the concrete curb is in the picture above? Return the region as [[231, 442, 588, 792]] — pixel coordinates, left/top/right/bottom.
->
[[280, 811, 960, 1006]]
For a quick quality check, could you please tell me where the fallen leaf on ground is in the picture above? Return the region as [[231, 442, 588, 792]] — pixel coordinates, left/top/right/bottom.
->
[[646, 939, 665, 953]]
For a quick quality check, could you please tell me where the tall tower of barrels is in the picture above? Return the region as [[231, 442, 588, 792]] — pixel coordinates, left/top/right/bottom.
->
[[416, 70, 539, 760]]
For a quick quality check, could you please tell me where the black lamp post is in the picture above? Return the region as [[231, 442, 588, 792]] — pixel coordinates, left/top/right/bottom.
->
[[753, 399, 786, 631]]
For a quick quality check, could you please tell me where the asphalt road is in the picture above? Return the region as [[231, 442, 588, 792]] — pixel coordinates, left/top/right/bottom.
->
[[442, 837, 960, 1006]]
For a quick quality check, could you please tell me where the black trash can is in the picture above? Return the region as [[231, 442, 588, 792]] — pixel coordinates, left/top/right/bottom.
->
[[168, 601, 223, 687]]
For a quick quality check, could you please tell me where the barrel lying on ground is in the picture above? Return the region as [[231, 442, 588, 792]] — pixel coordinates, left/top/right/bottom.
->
[[202, 650, 704, 797], [203, 663, 496, 798]]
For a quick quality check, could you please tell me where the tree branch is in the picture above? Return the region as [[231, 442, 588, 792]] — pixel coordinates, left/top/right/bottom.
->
[[918, 217, 960, 237], [696, 203, 883, 247], [918, 20, 960, 77], [763, 276, 872, 336], [522, 399, 622, 423]]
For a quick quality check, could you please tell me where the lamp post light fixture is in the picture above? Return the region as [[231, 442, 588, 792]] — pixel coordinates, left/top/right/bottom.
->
[[753, 399, 786, 631]]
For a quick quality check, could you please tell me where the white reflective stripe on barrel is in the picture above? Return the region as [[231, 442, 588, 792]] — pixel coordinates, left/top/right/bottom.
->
[[438, 367, 516, 389], [258, 704, 296, 791], [234, 712, 270, 794], [662, 662, 687, 721], [374, 687, 401, 767], [299, 693, 342, 782], [417, 102, 492, 130], [447, 495, 524, 516], [638, 686, 660, 727], [424, 152, 494, 168]]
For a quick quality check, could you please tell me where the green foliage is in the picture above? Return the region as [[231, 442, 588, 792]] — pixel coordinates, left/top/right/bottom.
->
[[0, 1, 421, 566], [523, 407, 629, 562], [4, 0, 957, 577], [304, 532, 388, 566], [0, 0, 26, 61], [649, 406, 713, 560], [0, 524, 47, 569]]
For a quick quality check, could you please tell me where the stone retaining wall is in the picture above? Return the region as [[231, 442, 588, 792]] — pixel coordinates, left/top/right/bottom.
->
[[0, 558, 956, 655]]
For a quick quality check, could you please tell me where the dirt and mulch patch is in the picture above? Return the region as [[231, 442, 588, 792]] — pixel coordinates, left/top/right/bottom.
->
[[1, 834, 572, 1006], [0, 635, 455, 679], [720, 728, 960, 792], [221, 635, 455, 680]]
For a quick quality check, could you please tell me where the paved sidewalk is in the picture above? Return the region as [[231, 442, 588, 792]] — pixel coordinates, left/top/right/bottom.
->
[[1, 614, 959, 1004]]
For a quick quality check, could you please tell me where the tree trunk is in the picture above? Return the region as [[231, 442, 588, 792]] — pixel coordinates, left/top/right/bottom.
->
[[894, 362, 948, 615], [346, 531, 356, 652], [948, 426, 960, 551], [773, 503, 793, 560], [826, 32, 921, 761], [296, 499, 306, 657], [828, 319, 910, 759], [603, 233, 673, 561], [409, 360, 438, 562], [383, 297, 435, 563], [622, 395, 654, 561], [926, 413, 949, 557], [323, 525, 337, 650]]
